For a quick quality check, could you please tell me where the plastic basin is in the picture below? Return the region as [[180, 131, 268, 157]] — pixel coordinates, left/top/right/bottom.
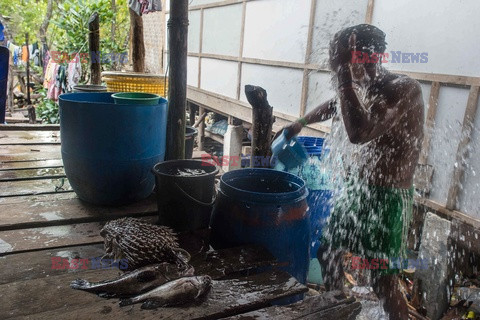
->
[[111, 92, 161, 105]]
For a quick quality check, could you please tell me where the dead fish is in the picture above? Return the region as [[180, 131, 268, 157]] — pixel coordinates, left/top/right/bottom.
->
[[119, 275, 212, 309], [100, 217, 191, 271], [70, 263, 194, 297]]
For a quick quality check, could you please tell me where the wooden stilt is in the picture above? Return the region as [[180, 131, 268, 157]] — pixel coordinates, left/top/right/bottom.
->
[[88, 13, 101, 85], [245, 85, 274, 168], [165, 0, 188, 160]]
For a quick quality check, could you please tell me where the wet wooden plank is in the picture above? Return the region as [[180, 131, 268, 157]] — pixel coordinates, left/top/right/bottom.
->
[[0, 216, 158, 255], [0, 195, 157, 231], [0, 124, 60, 131], [0, 167, 66, 182], [0, 145, 61, 162], [0, 244, 275, 286], [0, 130, 61, 145], [192, 245, 276, 280], [0, 159, 64, 171], [0, 177, 72, 197], [0, 221, 105, 255], [3, 269, 306, 319], [0, 192, 76, 205], [0, 244, 105, 285], [225, 291, 361, 320]]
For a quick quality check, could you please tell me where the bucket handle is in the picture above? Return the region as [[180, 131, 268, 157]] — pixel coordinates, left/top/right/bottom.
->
[[173, 182, 217, 207]]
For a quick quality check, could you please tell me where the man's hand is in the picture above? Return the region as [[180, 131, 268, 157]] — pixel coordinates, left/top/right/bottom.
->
[[347, 33, 367, 83], [272, 121, 303, 142]]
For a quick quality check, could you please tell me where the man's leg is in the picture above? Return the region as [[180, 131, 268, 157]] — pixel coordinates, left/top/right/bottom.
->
[[317, 244, 345, 291], [373, 274, 408, 320]]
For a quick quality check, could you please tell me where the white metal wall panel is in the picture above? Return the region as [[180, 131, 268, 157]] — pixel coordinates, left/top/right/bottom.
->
[[240, 63, 304, 116], [242, 0, 311, 63], [202, 4, 242, 56], [187, 56, 199, 87], [200, 58, 238, 98], [310, 0, 368, 68], [428, 86, 469, 204], [188, 10, 201, 53], [306, 70, 335, 113], [371, 0, 480, 77]]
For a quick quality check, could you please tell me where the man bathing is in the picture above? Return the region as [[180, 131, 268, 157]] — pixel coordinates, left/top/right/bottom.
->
[[280, 24, 424, 319]]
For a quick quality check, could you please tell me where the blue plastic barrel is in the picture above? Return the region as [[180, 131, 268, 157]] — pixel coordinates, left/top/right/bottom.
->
[[210, 168, 310, 285], [0, 46, 9, 124], [294, 136, 331, 257], [59, 92, 167, 205]]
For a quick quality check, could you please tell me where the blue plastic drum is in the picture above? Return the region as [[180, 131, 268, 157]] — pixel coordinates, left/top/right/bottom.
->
[[59, 92, 167, 205]]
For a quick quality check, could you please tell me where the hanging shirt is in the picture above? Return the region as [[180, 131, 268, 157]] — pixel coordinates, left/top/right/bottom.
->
[[22, 45, 28, 62], [128, 0, 162, 15], [67, 54, 82, 91]]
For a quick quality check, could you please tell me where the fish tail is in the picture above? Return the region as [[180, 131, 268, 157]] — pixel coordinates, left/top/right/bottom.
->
[[70, 279, 91, 290], [119, 298, 134, 307]]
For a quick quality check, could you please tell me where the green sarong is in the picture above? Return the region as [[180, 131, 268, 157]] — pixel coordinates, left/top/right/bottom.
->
[[323, 182, 414, 275]]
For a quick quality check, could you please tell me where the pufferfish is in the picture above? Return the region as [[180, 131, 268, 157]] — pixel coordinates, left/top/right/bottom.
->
[[100, 217, 191, 271]]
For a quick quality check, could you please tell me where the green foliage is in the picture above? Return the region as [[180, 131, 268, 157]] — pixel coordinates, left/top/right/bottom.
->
[[0, 0, 48, 43], [36, 87, 59, 124], [51, 0, 129, 73]]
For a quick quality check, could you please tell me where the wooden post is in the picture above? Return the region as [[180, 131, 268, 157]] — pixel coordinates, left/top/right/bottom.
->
[[165, 0, 188, 160], [88, 12, 101, 85], [189, 102, 196, 126], [446, 85, 480, 210], [7, 64, 13, 114], [25, 33, 31, 105], [419, 81, 440, 165], [197, 106, 205, 151], [245, 85, 274, 168], [129, 8, 145, 72]]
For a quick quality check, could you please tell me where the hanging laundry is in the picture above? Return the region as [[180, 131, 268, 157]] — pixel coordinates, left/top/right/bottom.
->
[[67, 54, 82, 92], [128, 0, 162, 16], [142, 0, 162, 14], [45, 59, 59, 100], [21, 45, 28, 63], [53, 65, 67, 100], [13, 46, 19, 66]]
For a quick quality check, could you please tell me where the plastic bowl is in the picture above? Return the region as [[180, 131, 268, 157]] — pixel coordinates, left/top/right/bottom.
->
[[271, 130, 309, 169], [111, 92, 161, 105]]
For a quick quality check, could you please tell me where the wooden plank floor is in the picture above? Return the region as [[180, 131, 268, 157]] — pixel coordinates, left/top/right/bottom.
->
[[0, 128, 362, 319], [0, 129, 310, 319]]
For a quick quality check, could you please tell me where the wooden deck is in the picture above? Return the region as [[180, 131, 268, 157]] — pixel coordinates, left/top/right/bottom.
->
[[0, 128, 361, 319]]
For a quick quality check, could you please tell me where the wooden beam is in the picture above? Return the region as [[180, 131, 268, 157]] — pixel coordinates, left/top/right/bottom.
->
[[187, 86, 331, 135], [165, 0, 189, 160], [197, 106, 205, 151], [129, 8, 145, 72], [183, 52, 480, 87], [365, 0, 375, 24], [193, 111, 207, 128], [197, 8, 204, 88], [235, 0, 247, 100], [88, 12, 101, 85], [419, 81, 440, 165], [446, 85, 480, 210], [300, 0, 317, 117]]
